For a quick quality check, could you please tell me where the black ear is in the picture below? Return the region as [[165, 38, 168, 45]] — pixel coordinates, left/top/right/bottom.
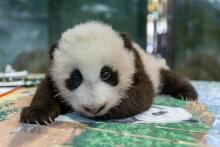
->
[[49, 43, 58, 60], [120, 32, 133, 50]]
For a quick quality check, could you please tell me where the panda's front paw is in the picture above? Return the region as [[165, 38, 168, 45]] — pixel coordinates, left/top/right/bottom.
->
[[20, 106, 58, 125]]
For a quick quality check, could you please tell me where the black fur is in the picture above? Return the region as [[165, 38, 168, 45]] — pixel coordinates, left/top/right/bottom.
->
[[20, 75, 72, 125], [65, 69, 83, 91], [120, 33, 133, 51], [100, 66, 119, 86], [49, 43, 58, 59], [160, 69, 198, 100]]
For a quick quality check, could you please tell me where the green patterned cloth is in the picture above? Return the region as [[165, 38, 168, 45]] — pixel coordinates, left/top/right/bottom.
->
[[65, 97, 211, 147], [1, 82, 219, 147]]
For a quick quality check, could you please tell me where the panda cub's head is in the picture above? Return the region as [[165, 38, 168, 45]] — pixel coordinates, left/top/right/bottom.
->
[[50, 21, 137, 118]]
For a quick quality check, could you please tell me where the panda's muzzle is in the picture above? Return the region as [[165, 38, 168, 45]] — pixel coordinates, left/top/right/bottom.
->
[[83, 102, 107, 115]]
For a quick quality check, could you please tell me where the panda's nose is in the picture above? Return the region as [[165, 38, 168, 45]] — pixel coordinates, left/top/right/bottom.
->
[[83, 103, 107, 114]]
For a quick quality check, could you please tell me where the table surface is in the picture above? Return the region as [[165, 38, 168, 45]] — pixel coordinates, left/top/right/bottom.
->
[[192, 81, 220, 146], [0, 81, 219, 147]]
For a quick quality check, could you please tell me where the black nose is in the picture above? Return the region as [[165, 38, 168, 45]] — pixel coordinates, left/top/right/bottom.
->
[[83, 103, 107, 114]]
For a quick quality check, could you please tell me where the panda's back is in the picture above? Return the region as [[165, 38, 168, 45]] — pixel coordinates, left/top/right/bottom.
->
[[133, 43, 169, 94]]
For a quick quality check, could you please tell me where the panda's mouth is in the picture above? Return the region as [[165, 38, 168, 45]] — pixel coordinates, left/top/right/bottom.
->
[[79, 111, 104, 118], [79, 103, 107, 117]]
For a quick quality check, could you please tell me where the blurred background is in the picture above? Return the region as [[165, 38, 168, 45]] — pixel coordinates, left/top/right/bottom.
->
[[0, 0, 219, 81]]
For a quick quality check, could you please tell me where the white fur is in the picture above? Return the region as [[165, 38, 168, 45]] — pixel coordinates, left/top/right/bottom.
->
[[133, 43, 169, 94], [50, 21, 136, 117]]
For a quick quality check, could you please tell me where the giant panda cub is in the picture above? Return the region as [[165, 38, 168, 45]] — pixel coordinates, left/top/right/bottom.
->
[[20, 21, 197, 125]]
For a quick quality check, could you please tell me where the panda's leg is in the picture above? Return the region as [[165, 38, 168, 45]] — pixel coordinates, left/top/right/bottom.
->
[[159, 69, 198, 101], [20, 75, 61, 125]]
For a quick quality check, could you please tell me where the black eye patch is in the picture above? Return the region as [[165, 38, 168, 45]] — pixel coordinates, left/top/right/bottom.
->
[[100, 66, 118, 86], [65, 69, 83, 91]]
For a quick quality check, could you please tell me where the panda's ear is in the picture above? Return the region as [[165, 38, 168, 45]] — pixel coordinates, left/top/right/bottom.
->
[[120, 32, 133, 51], [49, 43, 58, 60]]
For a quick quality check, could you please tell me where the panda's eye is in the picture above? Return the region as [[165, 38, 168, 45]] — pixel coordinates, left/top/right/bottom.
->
[[65, 69, 83, 90], [102, 71, 111, 80], [100, 66, 118, 86], [73, 73, 81, 81]]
